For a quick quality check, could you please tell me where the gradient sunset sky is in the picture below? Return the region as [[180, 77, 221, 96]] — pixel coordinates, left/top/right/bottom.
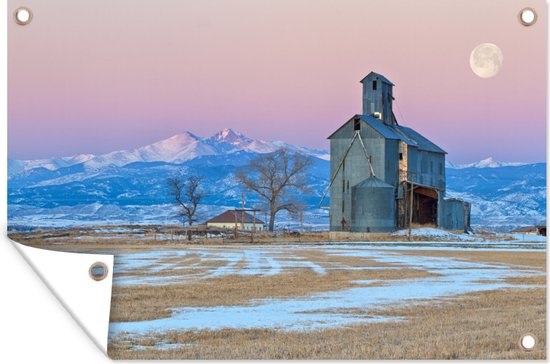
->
[[8, 0, 546, 164]]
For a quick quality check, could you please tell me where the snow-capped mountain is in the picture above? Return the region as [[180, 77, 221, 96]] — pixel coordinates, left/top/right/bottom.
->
[[9, 128, 327, 177], [447, 157, 528, 169], [446, 163, 546, 231], [7, 132, 546, 232]]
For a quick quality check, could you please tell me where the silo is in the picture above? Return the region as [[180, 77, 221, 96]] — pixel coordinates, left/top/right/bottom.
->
[[351, 176, 395, 232]]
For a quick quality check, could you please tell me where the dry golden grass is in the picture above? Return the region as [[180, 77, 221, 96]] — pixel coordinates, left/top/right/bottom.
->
[[504, 275, 546, 285], [115, 255, 229, 278], [110, 267, 436, 322], [390, 249, 547, 271], [476, 277, 546, 286], [11, 226, 546, 359], [10, 224, 520, 251], [108, 287, 546, 360]]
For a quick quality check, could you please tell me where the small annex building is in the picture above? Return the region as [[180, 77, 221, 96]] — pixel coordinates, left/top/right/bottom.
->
[[327, 71, 471, 233], [511, 225, 547, 236], [206, 210, 265, 231]]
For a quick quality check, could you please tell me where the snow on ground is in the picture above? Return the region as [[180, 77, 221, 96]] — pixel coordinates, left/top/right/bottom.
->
[[510, 234, 547, 242], [392, 228, 547, 244], [109, 245, 543, 335], [113, 247, 327, 285], [392, 228, 477, 241]]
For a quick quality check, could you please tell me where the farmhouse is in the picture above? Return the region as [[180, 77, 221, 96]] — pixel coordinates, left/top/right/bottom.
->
[[206, 210, 265, 231], [511, 225, 547, 236], [328, 71, 471, 233]]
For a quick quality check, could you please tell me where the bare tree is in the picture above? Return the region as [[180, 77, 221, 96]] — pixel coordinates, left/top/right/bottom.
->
[[167, 175, 204, 227], [236, 148, 313, 232], [288, 201, 307, 233]]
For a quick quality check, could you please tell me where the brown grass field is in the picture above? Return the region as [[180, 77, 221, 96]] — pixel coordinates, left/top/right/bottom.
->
[[8, 227, 546, 359], [107, 247, 545, 359], [108, 287, 545, 360], [110, 268, 438, 322]]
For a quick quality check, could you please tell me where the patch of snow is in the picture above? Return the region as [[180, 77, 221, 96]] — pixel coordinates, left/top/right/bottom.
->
[[511, 234, 547, 242], [109, 247, 542, 335], [392, 228, 477, 241]]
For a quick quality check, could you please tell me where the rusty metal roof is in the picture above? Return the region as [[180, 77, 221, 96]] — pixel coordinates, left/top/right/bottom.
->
[[206, 210, 265, 224]]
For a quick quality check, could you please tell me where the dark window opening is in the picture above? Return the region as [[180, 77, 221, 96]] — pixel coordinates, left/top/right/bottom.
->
[[399, 153, 403, 160], [342, 181, 345, 193], [342, 200, 345, 213], [372, 81, 377, 90], [354, 118, 361, 131]]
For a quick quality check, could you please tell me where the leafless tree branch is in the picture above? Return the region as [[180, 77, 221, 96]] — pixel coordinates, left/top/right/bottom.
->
[[236, 148, 313, 231], [167, 174, 205, 227]]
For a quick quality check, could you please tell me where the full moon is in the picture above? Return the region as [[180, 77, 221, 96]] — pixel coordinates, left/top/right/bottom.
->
[[469, 43, 503, 78]]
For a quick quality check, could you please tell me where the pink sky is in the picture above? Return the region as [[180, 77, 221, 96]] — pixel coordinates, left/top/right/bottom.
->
[[8, 0, 546, 163]]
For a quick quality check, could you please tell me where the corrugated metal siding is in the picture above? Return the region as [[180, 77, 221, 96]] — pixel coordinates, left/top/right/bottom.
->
[[441, 199, 470, 231], [328, 71, 455, 233], [329, 119, 386, 231], [384, 139, 399, 186], [351, 177, 395, 232]]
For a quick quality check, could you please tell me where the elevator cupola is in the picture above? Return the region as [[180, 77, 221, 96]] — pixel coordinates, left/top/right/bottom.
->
[[360, 72, 397, 126]]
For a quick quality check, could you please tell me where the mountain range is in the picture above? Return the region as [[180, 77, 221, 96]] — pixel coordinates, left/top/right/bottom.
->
[[8, 128, 329, 176], [445, 157, 529, 169], [7, 129, 546, 232]]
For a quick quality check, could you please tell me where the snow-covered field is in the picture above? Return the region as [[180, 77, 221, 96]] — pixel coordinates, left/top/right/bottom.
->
[[109, 244, 545, 336], [8, 203, 330, 231]]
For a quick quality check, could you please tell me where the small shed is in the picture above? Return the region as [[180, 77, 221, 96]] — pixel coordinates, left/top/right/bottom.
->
[[511, 225, 546, 236], [206, 210, 265, 231], [440, 198, 471, 232]]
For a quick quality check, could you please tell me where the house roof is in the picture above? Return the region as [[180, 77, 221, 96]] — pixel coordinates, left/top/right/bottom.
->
[[328, 114, 447, 154], [206, 210, 265, 224], [510, 226, 538, 233], [360, 71, 395, 86]]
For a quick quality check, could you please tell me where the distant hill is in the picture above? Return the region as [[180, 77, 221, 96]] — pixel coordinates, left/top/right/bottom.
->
[[446, 162, 546, 232], [8, 130, 546, 231]]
